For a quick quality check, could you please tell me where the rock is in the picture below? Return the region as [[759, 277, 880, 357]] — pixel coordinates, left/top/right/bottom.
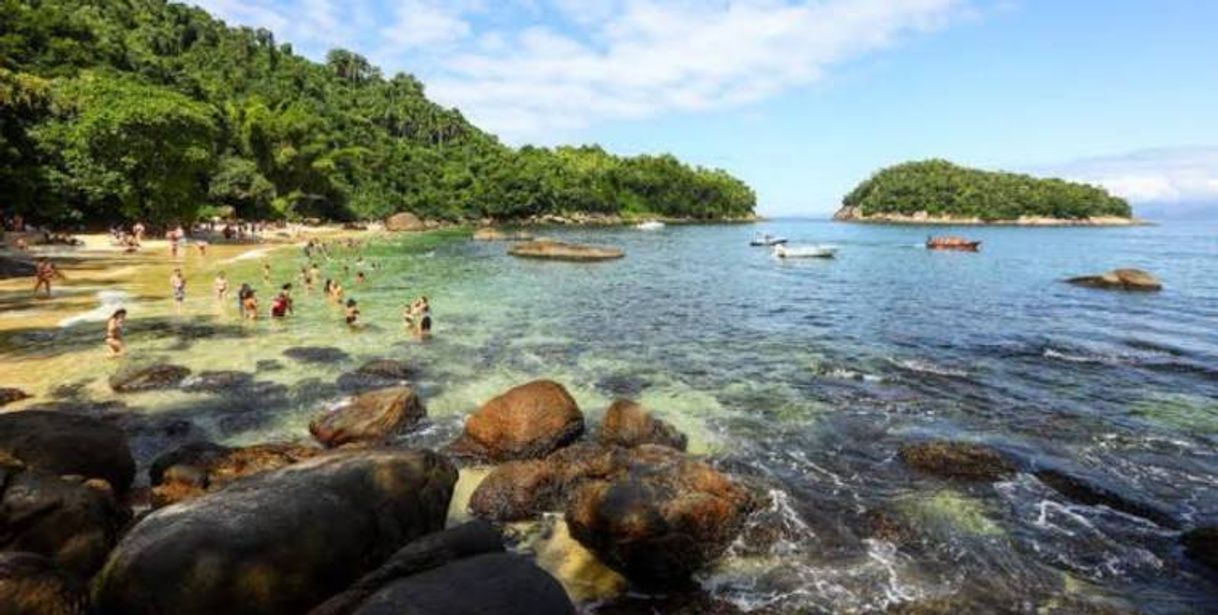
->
[[255, 359, 283, 372], [0, 255, 37, 279], [148, 441, 323, 507], [508, 240, 624, 262], [108, 364, 191, 393], [1035, 468, 1176, 528], [94, 449, 457, 615], [452, 380, 584, 461], [1066, 268, 1162, 291], [596, 590, 752, 615], [385, 212, 426, 232], [1181, 526, 1218, 571], [346, 553, 573, 615], [565, 445, 760, 589], [0, 411, 136, 495], [0, 463, 130, 579], [283, 346, 350, 364], [310, 521, 505, 615], [179, 370, 254, 393], [0, 552, 88, 615], [600, 399, 687, 451], [0, 387, 30, 407], [336, 360, 416, 393], [469, 442, 622, 522], [899, 441, 1016, 482], [310, 387, 426, 449]]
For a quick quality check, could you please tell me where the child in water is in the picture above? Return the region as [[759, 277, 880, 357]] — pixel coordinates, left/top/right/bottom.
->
[[242, 288, 259, 319], [105, 308, 126, 357], [345, 298, 361, 327], [214, 271, 229, 301]]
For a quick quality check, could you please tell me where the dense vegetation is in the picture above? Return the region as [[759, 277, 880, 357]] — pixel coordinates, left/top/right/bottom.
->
[[0, 0, 756, 226], [842, 159, 1130, 220]]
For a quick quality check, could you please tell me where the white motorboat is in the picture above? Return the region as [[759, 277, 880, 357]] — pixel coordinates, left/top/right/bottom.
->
[[636, 220, 665, 230], [750, 233, 788, 246], [774, 244, 837, 258]]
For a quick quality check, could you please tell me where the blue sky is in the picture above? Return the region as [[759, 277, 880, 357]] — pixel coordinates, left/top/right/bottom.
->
[[194, 0, 1218, 216]]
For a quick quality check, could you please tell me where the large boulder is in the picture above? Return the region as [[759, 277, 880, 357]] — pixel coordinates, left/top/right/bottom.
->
[[0, 552, 88, 615], [0, 411, 136, 495], [508, 240, 624, 262], [452, 380, 584, 461], [600, 399, 687, 451], [94, 450, 456, 615], [108, 364, 191, 393], [310, 387, 427, 449], [564, 445, 760, 589], [0, 387, 30, 407], [0, 463, 130, 579], [1181, 526, 1218, 571], [899, 441, 1016, 482], [1066, 268, 1162, 291], [148, 441, 323, 507], [385, 212, 426, 232], [469, 442, 620, 521]]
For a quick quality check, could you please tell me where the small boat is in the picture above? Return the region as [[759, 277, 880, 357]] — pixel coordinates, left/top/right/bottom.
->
[[774, 244, 837, 259], [750, 233, 788, 246], [926, 235, 981, 251], [636, 220, 665, 230]]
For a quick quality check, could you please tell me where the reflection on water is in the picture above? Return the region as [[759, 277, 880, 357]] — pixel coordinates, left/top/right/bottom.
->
[[3, 220, 1218, 612]]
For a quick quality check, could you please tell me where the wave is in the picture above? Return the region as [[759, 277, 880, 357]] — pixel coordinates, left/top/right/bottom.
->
[[58, 290, 132, 327]]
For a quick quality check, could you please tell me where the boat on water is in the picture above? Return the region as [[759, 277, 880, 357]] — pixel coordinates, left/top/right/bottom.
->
[[636, 220, 665, 230], [774, 244, 837, 259], [750, 233, 788, 246], [926, 235, 981, 251]]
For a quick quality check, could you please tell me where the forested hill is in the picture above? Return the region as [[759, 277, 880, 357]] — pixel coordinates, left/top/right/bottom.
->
[[838, 159, 1131, 221], [0, 0, 756, 226]]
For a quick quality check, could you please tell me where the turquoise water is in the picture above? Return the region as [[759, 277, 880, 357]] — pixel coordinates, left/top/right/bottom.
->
[[5, 220, 1218, 612]]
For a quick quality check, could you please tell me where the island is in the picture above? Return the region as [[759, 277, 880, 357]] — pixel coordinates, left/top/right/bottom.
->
[[834, 159, 1139, 225]]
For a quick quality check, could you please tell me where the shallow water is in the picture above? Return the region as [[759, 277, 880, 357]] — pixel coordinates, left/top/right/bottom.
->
[[2, 220, 1218, 612]]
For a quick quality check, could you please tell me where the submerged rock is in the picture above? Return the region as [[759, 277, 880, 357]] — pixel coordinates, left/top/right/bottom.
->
[[149, 441, 323, 507], [1066, 268, 1162, 291], [1035, 468, 1177, 528], [0, 411, 136, 495], [179, 370, 255, 393], [452, 380, 584, 461], [565, 445, 760, 589], [94, 449, 457, 615], [0, 552, 88, 615], [1181, 526, 1218, 571], [600, 399, 687, 451], [0, 387, 31, 407], [899, 441, 1016, 482], [508, 240, 624, 262], [310, 386, 427, 449], [336, 359, 416, 392], [108, 364, 191, 393], [283, 346, 350, 364]]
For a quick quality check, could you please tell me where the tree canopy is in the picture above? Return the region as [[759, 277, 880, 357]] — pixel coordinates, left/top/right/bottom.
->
[[0, 0, 756, 226], [842, 159, 1131, 221]]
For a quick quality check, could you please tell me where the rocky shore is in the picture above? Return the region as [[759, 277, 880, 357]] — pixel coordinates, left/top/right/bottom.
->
[[831, 205, 1146, 226]]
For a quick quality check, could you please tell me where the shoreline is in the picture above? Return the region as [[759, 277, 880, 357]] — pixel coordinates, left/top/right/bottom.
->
[[831, 211, 1149, 227]]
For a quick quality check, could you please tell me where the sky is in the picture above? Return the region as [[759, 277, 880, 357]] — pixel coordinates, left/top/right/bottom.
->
[[191, 0, 1218, 217]]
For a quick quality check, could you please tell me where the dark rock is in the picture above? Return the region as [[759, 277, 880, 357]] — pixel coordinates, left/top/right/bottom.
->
[[0, 552, 88, 615], [335, 360, 416, 393], [594, 374, 650, 397], [1035, 468, 1177, 528], [0, 387, 31, 407], [0, 464, 130, 579], [565, 445, 760, 589], [283, 346, 350, 364], [94, 449, 457, 615], [0, 255, 36, 279], [179, 371, 254, 393], [149, 441, 323, 507], [1066, 268, 1162, 292], [255, 359, 283, 372], [0, 411, 136, 494], [451, 380, 584, 461], [1181, 526, 1218, 571], [600, 399, 687, 450], [310, 387, 426, 449], [899, 441, 1016, 482], [108, 364, 191, 393], [470, 442, 619, 521]]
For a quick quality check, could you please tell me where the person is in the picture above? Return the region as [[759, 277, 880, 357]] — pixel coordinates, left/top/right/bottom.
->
[[322, 278, 333, 297], [404, 296, 432, 338], [356, 271, 366, 285], [237, 283, 252, 312], [330, 280, 344, 302], [132, 222, 145, 246], [214, 271, 230, 302], [15, 237, 28, 251], [242, 288, 259, 320], [170, 268, 186, 313], [106, 308, 127, 357], [262, 263, 272, 286], [299, 266, 312, 293], [345, 298, 360, 327], [197, 239, 208, 257], [271, 283, 294, 318], [32, 259, 62, 297]]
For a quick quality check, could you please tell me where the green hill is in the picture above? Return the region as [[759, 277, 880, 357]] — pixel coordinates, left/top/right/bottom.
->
[[837, 159, 1131, 222], [0, 0, 755, 226]]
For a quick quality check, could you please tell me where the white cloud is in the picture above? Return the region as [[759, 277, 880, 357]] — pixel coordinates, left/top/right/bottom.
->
[[1045, 147, 1218, 204]]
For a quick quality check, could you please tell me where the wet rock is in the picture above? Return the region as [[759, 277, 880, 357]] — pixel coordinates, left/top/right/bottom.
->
[[594, 374, 650, 397], [310, 387, 427, 448], [108, 364, 191, 393], [899, 441, 1016, 482], [1066, 268, 1162, 291], [0, 255, 36, 279], [336, 360, 415, 393], [1181, 526, 1218, 571], [565, 445, 760, 589], [0, 411, 136, 494], [0, 463, 130, 579], [600, 399, 687, 451], [469, 442, 619, 522], [0, 387, 31, 407], [0, 552, 88, 615], [94, 449, 457, 615], [452, 380, 584, 461], [179, 370, 254, 393], [283, 346, 350, 364], [508, 240, 624, 262], [385, 212, 426, 232], [255, 359, 283, 372], [1035, 468, 1177, 528], [595, 590, 752, 615], [149, 441, 323, 507]]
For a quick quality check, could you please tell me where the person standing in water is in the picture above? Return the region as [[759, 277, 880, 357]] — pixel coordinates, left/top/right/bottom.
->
[[242, 288, 259, 319], [32, 259, 62, 297], [214, 271, 230, 302], [106, 308, 127, 357], [345, 298, 361, 327], [170, 268, 186, 313]]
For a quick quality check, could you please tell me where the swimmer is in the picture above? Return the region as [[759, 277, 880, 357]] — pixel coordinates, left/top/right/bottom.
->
[[106, 308, 127, 357]]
